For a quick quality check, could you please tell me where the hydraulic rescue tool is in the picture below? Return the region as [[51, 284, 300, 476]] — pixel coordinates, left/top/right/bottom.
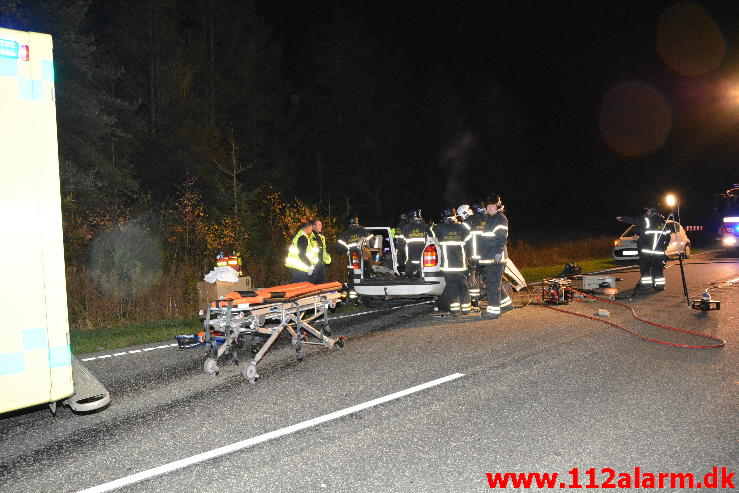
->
[[541, 278, 574, 305], [177, 282, 346, 384]]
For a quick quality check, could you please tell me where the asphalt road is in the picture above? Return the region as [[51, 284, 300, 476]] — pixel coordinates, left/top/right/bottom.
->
[[1, 251, 737, 493]]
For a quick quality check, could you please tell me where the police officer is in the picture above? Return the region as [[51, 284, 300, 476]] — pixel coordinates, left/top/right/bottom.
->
[[478, 194, 512, 319], [617, 206, 673, 290], [430, 208, 472, 315], [336, 215, 374, 301], [285, 221, 317, 283], [396, 209, 431, 277], [309, 219, 332, 283]]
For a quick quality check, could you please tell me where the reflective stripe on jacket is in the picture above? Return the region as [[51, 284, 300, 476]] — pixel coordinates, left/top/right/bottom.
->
[[309, 232, 332, 265], [430, 222, 471, 272], [337, 225, 373, 268], [478, 211, 508, 264], [285, 230, 317, 272], [465, 212, 488, 260]]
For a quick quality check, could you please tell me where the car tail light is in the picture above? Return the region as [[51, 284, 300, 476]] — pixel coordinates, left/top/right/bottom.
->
[[422, 244, 438, 267], [351, 251, 360, 269]]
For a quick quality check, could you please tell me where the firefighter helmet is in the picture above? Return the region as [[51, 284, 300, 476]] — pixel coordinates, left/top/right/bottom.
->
[[456, 204, 472, 220], [484, 194, 502, 207], [409, 209, 423, 220], [348, 215, 359, 226], [440, 208, 455, 221]]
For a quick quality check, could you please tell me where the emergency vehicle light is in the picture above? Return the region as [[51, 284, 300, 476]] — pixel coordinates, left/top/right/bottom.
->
[[0, 38, 19, 58], [723, 217, 739, 222]]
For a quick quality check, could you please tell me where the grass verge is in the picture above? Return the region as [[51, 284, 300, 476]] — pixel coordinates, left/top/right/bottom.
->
[[70, 302, 371, 355], [70, 317, 202, 355], [71, 257, 630, 355], [519, 258, 629, 284]]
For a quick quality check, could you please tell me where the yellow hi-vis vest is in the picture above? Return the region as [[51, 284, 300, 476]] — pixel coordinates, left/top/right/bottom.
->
[[309, 233, 332, 265], [285, 230, 319, 272]]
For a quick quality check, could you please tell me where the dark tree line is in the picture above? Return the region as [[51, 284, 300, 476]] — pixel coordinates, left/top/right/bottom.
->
[[3, 0, 735, 252]]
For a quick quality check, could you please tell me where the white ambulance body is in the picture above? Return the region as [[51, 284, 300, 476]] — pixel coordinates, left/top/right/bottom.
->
[[0, 27, 108, 414]]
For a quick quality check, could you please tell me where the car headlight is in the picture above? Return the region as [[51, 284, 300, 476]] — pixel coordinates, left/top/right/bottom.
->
[[614, 239, 621, 247], [723, 236, 737, 246]]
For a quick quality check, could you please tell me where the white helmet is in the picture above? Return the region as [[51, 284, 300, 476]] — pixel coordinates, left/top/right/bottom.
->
[[456, 204, 473, 220]]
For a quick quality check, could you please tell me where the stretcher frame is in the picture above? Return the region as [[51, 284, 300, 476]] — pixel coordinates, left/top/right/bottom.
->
[[201, 290, 345, 383]]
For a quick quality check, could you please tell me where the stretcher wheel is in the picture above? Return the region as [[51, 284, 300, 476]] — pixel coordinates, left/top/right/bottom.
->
[[204, 357, 219, 375], [335, 336, 346, 349], [242, 363, 259, 384]]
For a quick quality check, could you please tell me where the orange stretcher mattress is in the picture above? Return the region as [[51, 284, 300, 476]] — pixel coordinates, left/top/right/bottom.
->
[[211, 281, 342, 308]]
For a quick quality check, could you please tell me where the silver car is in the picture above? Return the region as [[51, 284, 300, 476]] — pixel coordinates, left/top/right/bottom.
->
[[612, 220, 691, 261]]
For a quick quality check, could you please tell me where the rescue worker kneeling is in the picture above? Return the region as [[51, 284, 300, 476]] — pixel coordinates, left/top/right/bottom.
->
[[478, 194, 512, 320], [430, 208, 472, 315]]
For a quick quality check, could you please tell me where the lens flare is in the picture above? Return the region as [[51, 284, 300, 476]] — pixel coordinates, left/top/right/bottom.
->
[[88, 222, 162, 300], [657, 1, 726, 76], [599, 82, 672, 158]]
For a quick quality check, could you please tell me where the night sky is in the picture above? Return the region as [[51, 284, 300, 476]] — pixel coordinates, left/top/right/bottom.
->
[[257, 0, 738, 232]]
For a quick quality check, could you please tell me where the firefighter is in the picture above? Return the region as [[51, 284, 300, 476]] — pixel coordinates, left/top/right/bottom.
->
[[464, 202, 487, 299], [309, 219, 332, 283], [396, 209, 431, 277], [430, 208, 472, 315], [336, 215, 374, 301], [478, 194, 512, 319], [456, 204, 473, 225], [285, 221, 318, 283], [617, 206, 673, 290], [466, 203, 488, 262], [393, 212, 410, 267]]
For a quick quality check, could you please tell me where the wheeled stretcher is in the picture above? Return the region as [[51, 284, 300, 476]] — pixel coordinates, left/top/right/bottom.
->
[[177, 282, 346, 383]]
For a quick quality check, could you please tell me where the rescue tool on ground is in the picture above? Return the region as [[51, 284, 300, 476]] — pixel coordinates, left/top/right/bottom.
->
[[177, 282, 345, 383]]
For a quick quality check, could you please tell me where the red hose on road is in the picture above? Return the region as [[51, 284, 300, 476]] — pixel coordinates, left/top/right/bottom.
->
[[537, 289, 726, 349]]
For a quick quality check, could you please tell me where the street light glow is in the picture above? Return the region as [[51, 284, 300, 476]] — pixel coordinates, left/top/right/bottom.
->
[[665, 194, 677, 208]]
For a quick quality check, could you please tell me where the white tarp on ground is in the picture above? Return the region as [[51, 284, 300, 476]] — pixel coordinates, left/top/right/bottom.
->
[[203, 266, 240, 283]]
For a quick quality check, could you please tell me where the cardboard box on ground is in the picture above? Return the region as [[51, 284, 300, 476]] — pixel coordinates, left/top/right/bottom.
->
[[197, 277, 252, 309]]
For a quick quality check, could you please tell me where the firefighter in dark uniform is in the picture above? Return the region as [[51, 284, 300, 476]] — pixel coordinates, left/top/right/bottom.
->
[[336, 216, 374, 301], [617, 206, 673, 290], [396, 209, 431, 277], [464, 203, 487, 299], [430, 208, 472, 315], [393, 212, 410, 268], [478, 194, 512, 319]]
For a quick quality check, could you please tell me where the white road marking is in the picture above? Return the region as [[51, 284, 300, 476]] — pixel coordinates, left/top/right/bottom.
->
[[331, 300, 432, 320], [75, 372, 465, 493], [80, 343, 178, 362], [79, 302, 431, 363], [79, 301, 431, 363]]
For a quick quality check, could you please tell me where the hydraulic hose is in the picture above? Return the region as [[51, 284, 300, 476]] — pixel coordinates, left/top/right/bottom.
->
[[537, 288, 725, 349]]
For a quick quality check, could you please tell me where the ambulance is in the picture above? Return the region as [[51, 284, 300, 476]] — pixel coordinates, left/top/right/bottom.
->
[[0, 27, 109, 414]]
